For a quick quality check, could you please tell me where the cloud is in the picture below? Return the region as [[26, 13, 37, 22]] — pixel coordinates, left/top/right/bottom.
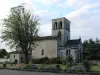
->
[[34, 9, 56, 25], [35, 0, 58, 5], [65, 3, 100, 40], [38, 23, 52, 36], [34, 10, 56, 36], [58, 0, 100, 9]]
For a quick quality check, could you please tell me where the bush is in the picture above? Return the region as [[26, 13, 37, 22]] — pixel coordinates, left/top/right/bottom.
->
[[83, 59, 91, 72], [32, 57, 62, 64], [67, 66, 86, 73], [32, 57, 49, 64], [14, 59, 18, 64], [50, 57, 62, 64], [56, 65, 61, 70]]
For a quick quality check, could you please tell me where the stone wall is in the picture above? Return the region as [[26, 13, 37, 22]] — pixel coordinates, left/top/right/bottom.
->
[[32, 39, 57, 58]]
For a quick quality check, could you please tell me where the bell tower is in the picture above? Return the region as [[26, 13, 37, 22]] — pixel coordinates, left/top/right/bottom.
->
[[52, 17, 70, 46]]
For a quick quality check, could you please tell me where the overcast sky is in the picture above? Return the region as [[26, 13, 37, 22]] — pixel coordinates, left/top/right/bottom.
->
[[0, 0, 100, 51]]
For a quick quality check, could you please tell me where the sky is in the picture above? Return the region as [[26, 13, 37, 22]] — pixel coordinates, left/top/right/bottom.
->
[[0, 0, 100, 51]]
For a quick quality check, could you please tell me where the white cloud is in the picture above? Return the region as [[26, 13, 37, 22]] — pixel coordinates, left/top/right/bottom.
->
[[38, 23, 52, 36], [66, 3, 100, 19], [35, 0, 58, 5], [65, 3, 100, 40], [65, 0, 87, 6], [58, 0, 100, 9], [58, 0, 87, 8], [35, 10, 49, 16]]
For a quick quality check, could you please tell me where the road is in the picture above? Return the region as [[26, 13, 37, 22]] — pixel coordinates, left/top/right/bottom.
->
[[0, 69, 78, 75]]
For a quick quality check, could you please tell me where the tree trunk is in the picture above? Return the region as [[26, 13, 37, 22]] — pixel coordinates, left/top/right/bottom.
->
[[25, 53, 29, 64]]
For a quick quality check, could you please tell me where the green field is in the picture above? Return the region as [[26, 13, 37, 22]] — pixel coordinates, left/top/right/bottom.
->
[[1, 63, 100, 72], [91, 65, 100, 72], [0, 64, 67, 70]]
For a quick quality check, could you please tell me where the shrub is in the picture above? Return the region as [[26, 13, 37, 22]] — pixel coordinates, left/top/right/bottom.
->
[[32, 57, 62, 64], [83, 59, 91, 72], [56, 65, 61, 70], [32, 57, 49, 64], [50, 57, 62, 64], [14, 59, 18, 64]]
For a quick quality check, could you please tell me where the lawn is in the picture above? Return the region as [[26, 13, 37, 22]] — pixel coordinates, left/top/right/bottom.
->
[[0, 64, 16, 68], [91, 65, 100, 72], [0, 63, 67, 71]]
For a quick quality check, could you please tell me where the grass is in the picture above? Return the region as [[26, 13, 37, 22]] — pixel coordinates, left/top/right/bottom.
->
[[91, 65, 100, 72], [0, 63, 67, 70], [1, 63, 100, 72], [40, 64, 67, 70], [0, 64, 16, 68]]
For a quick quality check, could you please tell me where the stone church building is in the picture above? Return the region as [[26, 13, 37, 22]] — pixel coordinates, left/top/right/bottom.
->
[[32, 17, 83, 63]]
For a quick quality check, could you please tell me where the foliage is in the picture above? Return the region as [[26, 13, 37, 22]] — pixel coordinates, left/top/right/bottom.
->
[[83, 38, 100, 60], [50, 57, 62, 64], [55, 64, 61, 70], [0, 49, 8, 58], [83, 59, 91, 72], [1, 4, 40, 64], [14, 59, 18, 64], [91, 65, 100, 72], [61, 56, 73, 66], [67, 66, 86, 73], [32, 57, 62, 64], [67, 56, 73, 67], [32, 57, 49, 64]]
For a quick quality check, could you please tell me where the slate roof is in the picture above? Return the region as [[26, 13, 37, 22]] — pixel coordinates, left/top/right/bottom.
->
[[35, 36, 57, 41], [66, 39, 81, 46]]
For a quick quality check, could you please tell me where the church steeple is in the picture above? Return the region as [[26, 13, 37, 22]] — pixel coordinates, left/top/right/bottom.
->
[[52, 17, 70, 46]]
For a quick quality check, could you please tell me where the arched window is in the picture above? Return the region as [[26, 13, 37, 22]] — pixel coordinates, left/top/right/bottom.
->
[[66, 50, 68, 55], [67, 36, 68, 41], [57, 31, 61, 46], [66, 49, 70, 56], [59, 21, 62, 29], [14, 55, 15, 58], [69, 49, 70, 56], [41, 49, 44, 55], [54, 22, 57, 29]]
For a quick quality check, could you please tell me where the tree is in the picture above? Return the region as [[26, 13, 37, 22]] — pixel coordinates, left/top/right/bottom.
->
[[1, 4, 40, 64], [0, 49, 8, 58], [61, 56, 73, 66], [67, 56, 73, 67], [83, 38, 100, 60], [83, 59, 91, 72], [14, 59, 18, 64]]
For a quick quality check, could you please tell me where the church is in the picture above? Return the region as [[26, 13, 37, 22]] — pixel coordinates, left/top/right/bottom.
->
[[32, 17, 83, 63]]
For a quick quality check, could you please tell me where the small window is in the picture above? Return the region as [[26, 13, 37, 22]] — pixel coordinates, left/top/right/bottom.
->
[[69, 49, 70, 56], [66, 50, 68, 55], [41, 49, 44, 55], [66, 49, 70, 56], [14, 55, 15, 58], [67, 36, 68, 41], [54, 22, 57, 29], [59, 21, 62, 29]]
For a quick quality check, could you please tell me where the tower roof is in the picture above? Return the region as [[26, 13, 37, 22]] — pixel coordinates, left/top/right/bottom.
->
[[66, 39, 81, 46], [52, 17, 70, 23]]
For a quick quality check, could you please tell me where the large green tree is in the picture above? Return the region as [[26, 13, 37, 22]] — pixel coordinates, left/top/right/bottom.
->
[[83, 38, 100, 60], [1, 4, 40, 64], [0, 49, 8, 58]]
